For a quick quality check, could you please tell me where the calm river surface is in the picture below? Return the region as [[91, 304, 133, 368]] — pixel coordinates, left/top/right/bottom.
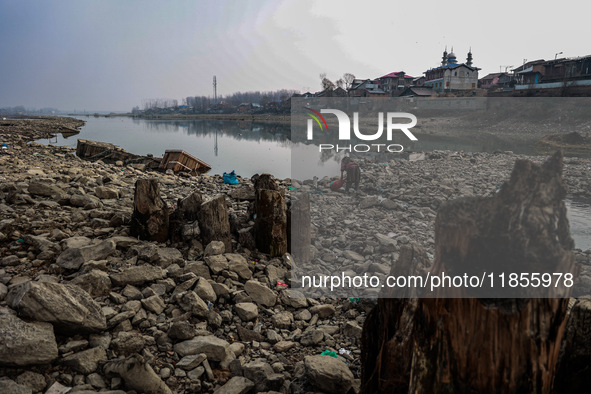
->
[[37, 116, 590, 250]]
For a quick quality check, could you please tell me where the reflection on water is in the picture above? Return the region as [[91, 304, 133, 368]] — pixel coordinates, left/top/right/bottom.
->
[[566, 198, 591, 251]]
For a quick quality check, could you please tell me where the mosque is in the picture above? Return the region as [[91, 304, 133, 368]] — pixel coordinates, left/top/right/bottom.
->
[[424, 48, 479, 92]]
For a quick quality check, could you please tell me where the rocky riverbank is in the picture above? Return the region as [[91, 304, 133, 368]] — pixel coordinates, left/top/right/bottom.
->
[[0, 118, 590, 393]]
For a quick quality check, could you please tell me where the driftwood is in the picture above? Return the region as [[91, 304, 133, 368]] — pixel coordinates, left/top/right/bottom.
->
[[129, 178, 169, 243], [361, 152, 575, 393], [197, 194, 232, 253], [288, 191, 311, 263], [253, 174, 287, 257]]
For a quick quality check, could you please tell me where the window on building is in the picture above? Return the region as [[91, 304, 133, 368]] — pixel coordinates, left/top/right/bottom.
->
[[472, 83, 476, 88], [454, 72, 457, 76], [446, 82, 450, 87]]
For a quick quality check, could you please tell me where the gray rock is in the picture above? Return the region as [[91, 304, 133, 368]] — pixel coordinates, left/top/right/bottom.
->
[[343, 321, 362, 338], [0, 307, 58, 366], [234, 302, 258, 321], [242, 360, 275, 392], [103, 355, 172, 394], [178, 291, 210, 317], [70, 270, 112, 297], [0, 283, 7, 301], [0, 379, 32, 394], [111, 332, 145, 356], [359, 196, 380, 209], [204, 241, 226, 256], [310, 304, 336, 318], [56, 240, 116, 270], [15, 371, 47, 392], [168, 321, 196, 340], [194, 277, 217, 302], [304, 355, 354, 393], [174, 336, 230, 362], [273, 340, 297, 352], [155, 247, 183, 268], [272, 311, 293, 329], [70, 193, 101, 209], [281, 289, 308, 308], [214, 376, 254, 394], [244, 280, 276, 307], [177, 353, 206, 370], [62, 347, 107, 374], [28, 180, 63, 197], [110, 265, 165, 286], [226, 253, 252, 280], [59, 340, 89, 354], [1, 255, 20, 266], [141, 294, 165, 314], [44, 382, 71, 394], [204, 255, 229, 274], [300, 329, 323, 346], [6, 281, 106, 333], [95, 186, 119, 200]]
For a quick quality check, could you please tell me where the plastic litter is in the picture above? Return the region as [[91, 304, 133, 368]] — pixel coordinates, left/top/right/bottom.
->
[[223, 170, 239, 185], [338, 348, 351, 355], [288, 186, 297, 191], [349, 297, 360, 303], [320, 350, 338, 358], [276, 281, 288, 288]]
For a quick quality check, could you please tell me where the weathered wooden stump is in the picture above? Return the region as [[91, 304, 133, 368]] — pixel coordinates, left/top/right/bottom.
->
[[254, 174, 287, 257], [554, 298, 591, 393], [169, 190, 203, 242], [129, 178, 169, 242], [361, 152, 575, 393], [288, 192, 311, 263], [197, 194, 232, 253]]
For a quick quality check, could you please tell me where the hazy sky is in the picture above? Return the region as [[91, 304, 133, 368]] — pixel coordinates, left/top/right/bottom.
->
[[1, 0, 588, 111]]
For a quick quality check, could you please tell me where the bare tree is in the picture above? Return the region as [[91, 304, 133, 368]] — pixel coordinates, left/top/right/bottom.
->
[[320, 73, 335, 90], [336, 78, 344, 89], [343, 73, 356, 90]]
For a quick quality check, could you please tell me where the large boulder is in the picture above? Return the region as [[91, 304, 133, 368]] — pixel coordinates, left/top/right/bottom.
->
[[174, 336, 230, 362], [304, 355, 354, 393], [6, 281, 106, 333], [0, 307, 58, 366]]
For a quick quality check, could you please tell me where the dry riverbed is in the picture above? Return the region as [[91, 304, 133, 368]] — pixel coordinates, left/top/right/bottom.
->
[[0, 117, 590, 393]]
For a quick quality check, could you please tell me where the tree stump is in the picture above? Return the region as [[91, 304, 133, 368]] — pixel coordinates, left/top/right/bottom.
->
[[197, 194, 232, 253], [554, 299, 591, 392], [169, 191, 203, 242], [254, 174, 287, 257], [288, 192, 311, 263], [129, 178, 169, 243], [361, 152, 575, 393]]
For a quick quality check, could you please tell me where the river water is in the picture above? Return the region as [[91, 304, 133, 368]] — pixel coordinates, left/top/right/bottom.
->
[[37, 116, 590, 250]]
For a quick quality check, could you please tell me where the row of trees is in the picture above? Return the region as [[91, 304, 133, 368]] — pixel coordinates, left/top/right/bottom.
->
[[0, 106, 59, 115], [320, 73, 356, 91], [134, 74, 356, 113]]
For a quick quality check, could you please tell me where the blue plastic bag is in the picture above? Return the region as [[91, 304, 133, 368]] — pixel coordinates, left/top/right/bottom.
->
[[223, 170, 239, 185]]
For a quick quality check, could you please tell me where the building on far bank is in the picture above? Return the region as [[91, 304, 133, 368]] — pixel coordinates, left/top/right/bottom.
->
[[479, 73, 512, 89], [348, 79, 387, 97], [378, 71, 415, 95], [423, 48, 479, 93]]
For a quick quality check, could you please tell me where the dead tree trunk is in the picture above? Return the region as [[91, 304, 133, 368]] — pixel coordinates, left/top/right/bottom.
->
[[129, 178, 169, 243], [288, 192, 311, 263], [554, 299, 591, 393], [197, 194, 232, 253], [361, 152, 575, 393], [253, 174, 287, 257]]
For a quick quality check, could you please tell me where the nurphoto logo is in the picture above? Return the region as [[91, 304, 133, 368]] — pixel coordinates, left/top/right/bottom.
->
[[305, 107, 418, 152]]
